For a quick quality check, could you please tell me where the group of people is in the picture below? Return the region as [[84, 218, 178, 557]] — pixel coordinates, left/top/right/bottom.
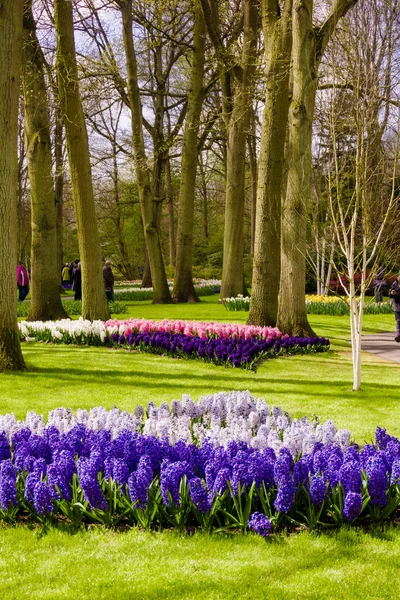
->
[[16, 260, 114, 303], [61, 260, 114, 302], [61, 261, 82, 300]]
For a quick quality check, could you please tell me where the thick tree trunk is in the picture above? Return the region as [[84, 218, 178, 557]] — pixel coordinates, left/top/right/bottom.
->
[[276, 0, 358, 334], [221, 109, 251, 298], [54, 0, 110, 321], [173, 5, 206, 303], [219, 0, 258, 299], [0, 0, 26, 372], [22, 1, 68, 321], [277, 0, 316, 336], [247, 0, 292, 327], [119, 0, 171, 303]]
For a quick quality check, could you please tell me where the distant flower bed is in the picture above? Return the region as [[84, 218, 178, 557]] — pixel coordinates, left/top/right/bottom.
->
[[222, 294, 393, 315], [114, 279, 221, 301], [0, 390, 399, 535], [17, 300, 127, 318], [305, 295, 393, 316], [18, 318, 329, 370]]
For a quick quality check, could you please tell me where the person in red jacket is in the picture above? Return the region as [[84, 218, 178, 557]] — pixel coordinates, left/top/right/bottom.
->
[[16, 261, 30, 302]]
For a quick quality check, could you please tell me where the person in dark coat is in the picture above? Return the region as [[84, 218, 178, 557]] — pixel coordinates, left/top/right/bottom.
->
[[103, 260, 115, 301], [389, 272, 400, 342], [16, 261, 30, 302], [72, 262, 82, 301]]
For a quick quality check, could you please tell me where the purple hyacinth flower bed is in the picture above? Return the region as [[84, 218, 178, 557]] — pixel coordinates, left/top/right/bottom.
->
[[107, 331, 330, 370], [1, 391, 400, 535]]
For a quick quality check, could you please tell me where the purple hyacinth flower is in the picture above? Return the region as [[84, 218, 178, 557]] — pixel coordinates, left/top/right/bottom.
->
[[310, 475, 326, 507], [391, 459, 400, 485], [47, 463, 72, 501], [360, 444, 376, 470], [77, 457, 107, 510], [365, 456, 387, 507], [160, 460, 189, 507], [212, 467, 231, 496], [0, 433, 11, 461], [274, 448, 292, 485], [189, 477, 211, 513], [0, 460, 17, 510], [274, 475, 295, 513], [33, 481, 53, 515], [293, 457, 310, 487], [342, 492, 363, 521], [339, 461, 362, 494], [248, 512, 272, 537], [128, 454, 153, 509]]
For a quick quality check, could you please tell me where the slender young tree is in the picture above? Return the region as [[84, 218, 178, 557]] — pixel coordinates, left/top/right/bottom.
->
[[173, 2, 206, 302], [201, 0, 259, 299], [22, 0, 68, 321], [117, 0, 172, 303], [0, 0, 26, 371], [54, 0, 110, 320]]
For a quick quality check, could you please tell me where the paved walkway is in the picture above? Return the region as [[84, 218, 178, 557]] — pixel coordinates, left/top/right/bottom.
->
[[361, 332, 400, 364]]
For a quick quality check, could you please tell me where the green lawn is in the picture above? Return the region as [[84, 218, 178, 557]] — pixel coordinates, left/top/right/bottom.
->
[[2, 297, 400, 598]]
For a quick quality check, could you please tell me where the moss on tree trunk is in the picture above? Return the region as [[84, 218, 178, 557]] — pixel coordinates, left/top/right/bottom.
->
[[0, 0, 26, 372], [247, 0, 292, 327], [22, 0, 68, 322]]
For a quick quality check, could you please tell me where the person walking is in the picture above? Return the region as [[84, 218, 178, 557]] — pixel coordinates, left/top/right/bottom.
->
[[72, 262, 82, 301], [62, 263, 71, 287], [103, 259, 114, 302], [16, 261, 30, 302], [389, 272, 400, 342]]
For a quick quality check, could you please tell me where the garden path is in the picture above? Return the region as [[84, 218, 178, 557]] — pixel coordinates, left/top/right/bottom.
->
[[361, 332, 400, 364]]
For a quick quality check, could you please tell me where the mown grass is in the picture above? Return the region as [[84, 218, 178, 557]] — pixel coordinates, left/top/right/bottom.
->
[[2, 296, 400, 598], [1, 526, 400, 599]]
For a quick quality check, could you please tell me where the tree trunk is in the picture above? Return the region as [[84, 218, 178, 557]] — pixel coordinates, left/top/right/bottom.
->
[[199, 154, 209, 239], [277, 0, 359, 334], [247, 117, 257, 257], [165, 157, 176, 267], [54, 0, 110, 321], [119, 0, 171, 303], [277, 0, 316, 336], [112, 150, 133, 279], [54, 111, 64, 285], [219, 0, 258, 299], [247, 0, 292, 327], [173, 4, 206, 303], [0, 0, 26, 372], [142, 247, 152, 287], [22, 0, 68, 321]]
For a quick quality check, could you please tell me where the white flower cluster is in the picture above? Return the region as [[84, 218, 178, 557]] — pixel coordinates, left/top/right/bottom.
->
[[19, 319, 107, 343], [222, 295, 251, 311], [0, 390, 351, 456]]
